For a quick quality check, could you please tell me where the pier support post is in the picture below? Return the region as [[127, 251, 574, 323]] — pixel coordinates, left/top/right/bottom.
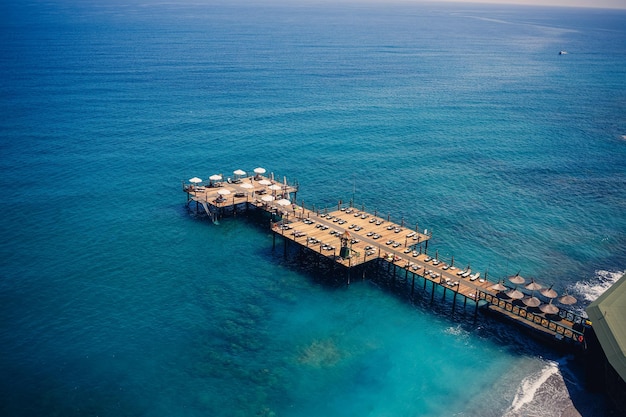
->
[[430, 281, 435, 304], [473, 297, 479, 320], [283, 236, 287, 257], [411, 274, 416, 298], [272, 230, 276, 250], [452, 291, 458, 314]]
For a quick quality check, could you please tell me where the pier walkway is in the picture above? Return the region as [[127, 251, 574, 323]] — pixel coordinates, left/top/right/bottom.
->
[[183, 172, 589, 351]]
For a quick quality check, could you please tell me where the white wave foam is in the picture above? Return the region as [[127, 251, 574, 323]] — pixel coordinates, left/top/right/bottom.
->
[[571, 269, 625, 304], [502, 356, 605, 417], [443, 324, 472, 346], [505, 361, 560, 415], [444, 324, 466, 337]]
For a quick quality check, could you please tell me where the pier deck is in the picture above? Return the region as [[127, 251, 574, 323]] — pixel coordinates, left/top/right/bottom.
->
[[184, 174, 589, 350]]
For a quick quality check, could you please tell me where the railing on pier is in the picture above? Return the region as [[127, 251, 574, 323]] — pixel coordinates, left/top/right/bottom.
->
[[477, 291, 587, 345]]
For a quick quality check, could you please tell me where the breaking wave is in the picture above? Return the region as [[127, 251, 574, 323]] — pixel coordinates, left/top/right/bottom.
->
[[569, 269, 624, 316], [505, 360, 559, 416]]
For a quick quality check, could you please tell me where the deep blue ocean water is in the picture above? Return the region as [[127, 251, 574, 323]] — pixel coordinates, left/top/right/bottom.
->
[[1, 1, 625, 416]]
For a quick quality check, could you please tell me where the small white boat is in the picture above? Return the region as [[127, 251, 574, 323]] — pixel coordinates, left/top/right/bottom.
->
[[559, 50, 568, 55]]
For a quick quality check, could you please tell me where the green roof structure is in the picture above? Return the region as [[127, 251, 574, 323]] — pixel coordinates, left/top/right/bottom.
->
[[586, 273, 626, 382]]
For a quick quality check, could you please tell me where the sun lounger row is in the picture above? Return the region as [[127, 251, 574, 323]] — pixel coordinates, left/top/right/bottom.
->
[[442, 277, 460, 287]]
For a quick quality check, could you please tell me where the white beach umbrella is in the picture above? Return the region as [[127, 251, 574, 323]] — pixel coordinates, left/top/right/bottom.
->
[[189, 177, 202, 184], [259, 179, 272, 186], [276, 199, 291, 206], [209, 174, 222, 181], [233, 169, 246, 177], [240, 183, 254, 189], [254, 167, 266, 174], [217, 189, 231, 195], [268, 184, 282, 191], [261, 195, 275, 202]]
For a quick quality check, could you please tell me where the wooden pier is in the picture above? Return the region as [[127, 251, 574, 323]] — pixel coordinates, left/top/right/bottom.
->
[[184, 172, 590, 351]]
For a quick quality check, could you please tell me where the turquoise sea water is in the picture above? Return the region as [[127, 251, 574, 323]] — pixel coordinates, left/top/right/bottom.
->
[[1, 1, 625, 416]]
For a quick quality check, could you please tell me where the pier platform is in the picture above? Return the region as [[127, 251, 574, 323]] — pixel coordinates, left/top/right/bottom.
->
[[183, 172, 589, 351]]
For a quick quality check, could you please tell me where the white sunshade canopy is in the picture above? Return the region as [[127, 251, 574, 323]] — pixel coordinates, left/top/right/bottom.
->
[[239, 183, 254, 189], [233, 169, 246, 176], [217, 189, 231, 195], [259, 179, 272, 186], [209, 174, 222, 181], [261, 195, 275, 202], [268, 184, 282, 191], [276, 199, 291, 206], [254, 167, 266, 174], [189, 177, 202, 183]]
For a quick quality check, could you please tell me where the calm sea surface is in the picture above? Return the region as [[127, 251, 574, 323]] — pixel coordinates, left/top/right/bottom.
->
[[1, 1, 625, 416]]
